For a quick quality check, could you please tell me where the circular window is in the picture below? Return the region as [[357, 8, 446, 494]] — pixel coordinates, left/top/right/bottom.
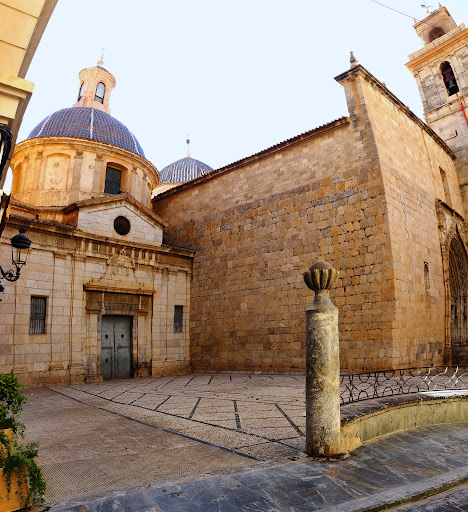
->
[[114, 216, 131, 235]]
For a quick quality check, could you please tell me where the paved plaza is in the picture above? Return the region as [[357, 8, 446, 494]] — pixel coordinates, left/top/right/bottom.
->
[[19, 374, 468, 511], [52, 373, 308, 461]]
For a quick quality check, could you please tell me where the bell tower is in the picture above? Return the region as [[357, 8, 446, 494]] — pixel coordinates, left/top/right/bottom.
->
[[407, 5, 468, 217]]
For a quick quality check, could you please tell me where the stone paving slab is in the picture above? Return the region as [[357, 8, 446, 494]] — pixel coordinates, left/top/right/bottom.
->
[[21, 388, 261, 505], [52, 374, 309, 462], [20, 375, 468, 511], [40, 423, 468, 512]]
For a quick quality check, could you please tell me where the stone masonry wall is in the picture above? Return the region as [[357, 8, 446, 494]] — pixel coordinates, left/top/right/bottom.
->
[[154, 67, 458, 373], [353, 70, 461, 367], [154, 113, 398, 372], [0, 220, 192, 386]]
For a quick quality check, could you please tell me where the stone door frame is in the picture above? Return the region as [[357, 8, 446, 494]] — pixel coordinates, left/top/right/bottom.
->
[[85, 287, 152, 381]]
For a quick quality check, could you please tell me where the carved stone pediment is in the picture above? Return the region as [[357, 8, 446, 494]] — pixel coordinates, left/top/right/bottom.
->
[[104, 251, 135, 278], [84, 249, 153, 295]]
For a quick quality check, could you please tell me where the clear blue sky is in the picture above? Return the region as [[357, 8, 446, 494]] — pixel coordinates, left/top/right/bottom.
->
[[5, 0, 468, 190]]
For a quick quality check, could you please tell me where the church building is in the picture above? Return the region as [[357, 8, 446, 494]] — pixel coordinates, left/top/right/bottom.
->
[[152, 5, 468, 373], [0, 61, 194, 385], [1, 5, 467, 385]]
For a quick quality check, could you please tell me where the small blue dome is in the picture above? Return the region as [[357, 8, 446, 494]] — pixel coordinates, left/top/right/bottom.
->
[[160, 156, 213, 183], [27, 107, 145, 157]]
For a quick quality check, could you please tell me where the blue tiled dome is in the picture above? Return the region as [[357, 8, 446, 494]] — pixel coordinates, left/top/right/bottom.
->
[[27, 107, 145, 157], [160, 157, 213, 183]]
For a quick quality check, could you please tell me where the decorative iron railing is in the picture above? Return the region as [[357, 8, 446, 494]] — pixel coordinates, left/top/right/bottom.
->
[[340, 366, 468, 405]]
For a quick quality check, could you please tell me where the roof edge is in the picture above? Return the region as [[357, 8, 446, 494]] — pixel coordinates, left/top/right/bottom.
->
[[152, 117, 350, 203], [64, 193, 169, 228]]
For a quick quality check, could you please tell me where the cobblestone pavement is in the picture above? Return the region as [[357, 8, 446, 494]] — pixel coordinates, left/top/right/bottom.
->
[[20, 375, 468, 511], [22, 387, 261, 505], [53, 374, 308, 462]]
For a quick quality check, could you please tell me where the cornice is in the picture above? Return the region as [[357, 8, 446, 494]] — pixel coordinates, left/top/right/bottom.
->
[[12, 136, 160, 183], [406, 25, 468, 72], [64, 192, 169, 228], [152, 117, 350, 203], [6, 212, 194, 258]]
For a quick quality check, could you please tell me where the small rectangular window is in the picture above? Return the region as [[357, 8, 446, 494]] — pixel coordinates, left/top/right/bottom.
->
[[424, 262, 430, 293], [174, 306, 183, 333], [30, 296, 47, 334], [104, 166, 122, 194]]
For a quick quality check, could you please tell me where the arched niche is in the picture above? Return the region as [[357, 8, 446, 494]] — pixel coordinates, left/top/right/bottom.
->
[[429, 26, 445, 42]]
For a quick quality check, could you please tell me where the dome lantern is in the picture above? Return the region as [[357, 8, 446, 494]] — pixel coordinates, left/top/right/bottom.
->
[[73, 58, 116, 113]]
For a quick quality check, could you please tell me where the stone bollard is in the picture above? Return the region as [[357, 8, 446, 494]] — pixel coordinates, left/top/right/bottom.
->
[[303, 260, 343, 457]]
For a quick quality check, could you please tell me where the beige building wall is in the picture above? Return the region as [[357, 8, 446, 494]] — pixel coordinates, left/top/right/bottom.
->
[[0, 216, 193, 386], [0, 0, 57, 185], [338, 65, 462, 368], [10, 139, 158, 208], [153, 65, 460, 373]]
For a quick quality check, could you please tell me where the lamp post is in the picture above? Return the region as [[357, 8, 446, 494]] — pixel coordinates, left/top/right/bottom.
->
[[0, 228, 32, 296]]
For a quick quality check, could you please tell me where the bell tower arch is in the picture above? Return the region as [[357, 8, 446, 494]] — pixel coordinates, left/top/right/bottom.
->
[[406, 5, 468, 217]]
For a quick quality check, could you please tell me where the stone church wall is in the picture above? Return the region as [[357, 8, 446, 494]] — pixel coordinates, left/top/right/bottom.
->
[[154, 118, 390, 372], [349, 67, 461, 367], [153, 66, 459, 373], [0, 219, 192, 386]]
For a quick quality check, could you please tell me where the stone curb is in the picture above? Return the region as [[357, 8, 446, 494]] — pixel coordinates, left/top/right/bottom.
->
[[324, 465, 468, 511], [42, 463, 468, 512]]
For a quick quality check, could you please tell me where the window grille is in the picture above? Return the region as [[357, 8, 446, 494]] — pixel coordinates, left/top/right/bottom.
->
[[174, 306, 183, 333], [104, 166, 122, 194], [30, 296, 47, 334]]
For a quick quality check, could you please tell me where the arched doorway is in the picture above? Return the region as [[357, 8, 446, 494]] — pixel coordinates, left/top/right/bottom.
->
[[449, 235, 468, 363]]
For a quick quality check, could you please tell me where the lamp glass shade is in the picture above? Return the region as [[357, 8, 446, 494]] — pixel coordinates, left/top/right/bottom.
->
[[10, 229, 31, 267]]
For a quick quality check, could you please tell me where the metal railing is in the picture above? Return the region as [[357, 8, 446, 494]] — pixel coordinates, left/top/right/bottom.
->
[[340, 365, 468, 405]]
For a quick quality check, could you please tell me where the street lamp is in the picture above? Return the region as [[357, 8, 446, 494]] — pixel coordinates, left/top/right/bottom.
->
[[0, 228, 31, 285]]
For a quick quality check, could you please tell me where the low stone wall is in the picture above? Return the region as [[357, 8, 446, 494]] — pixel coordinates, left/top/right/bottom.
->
[[340, 391, 468, 452]]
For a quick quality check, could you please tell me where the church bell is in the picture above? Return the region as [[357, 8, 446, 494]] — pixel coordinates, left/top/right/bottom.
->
[[446, 79, 459, 96]]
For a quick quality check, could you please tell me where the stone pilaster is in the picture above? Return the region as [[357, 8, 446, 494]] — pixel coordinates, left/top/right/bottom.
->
[[92, 154, 103, 194], [69, 151, 83, 202]]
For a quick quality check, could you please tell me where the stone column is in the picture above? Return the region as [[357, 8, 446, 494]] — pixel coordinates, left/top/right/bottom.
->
[[304, 260, 343, 457]]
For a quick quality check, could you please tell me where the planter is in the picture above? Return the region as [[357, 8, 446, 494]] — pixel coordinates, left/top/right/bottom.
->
[[0, 429, 29, 512]]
